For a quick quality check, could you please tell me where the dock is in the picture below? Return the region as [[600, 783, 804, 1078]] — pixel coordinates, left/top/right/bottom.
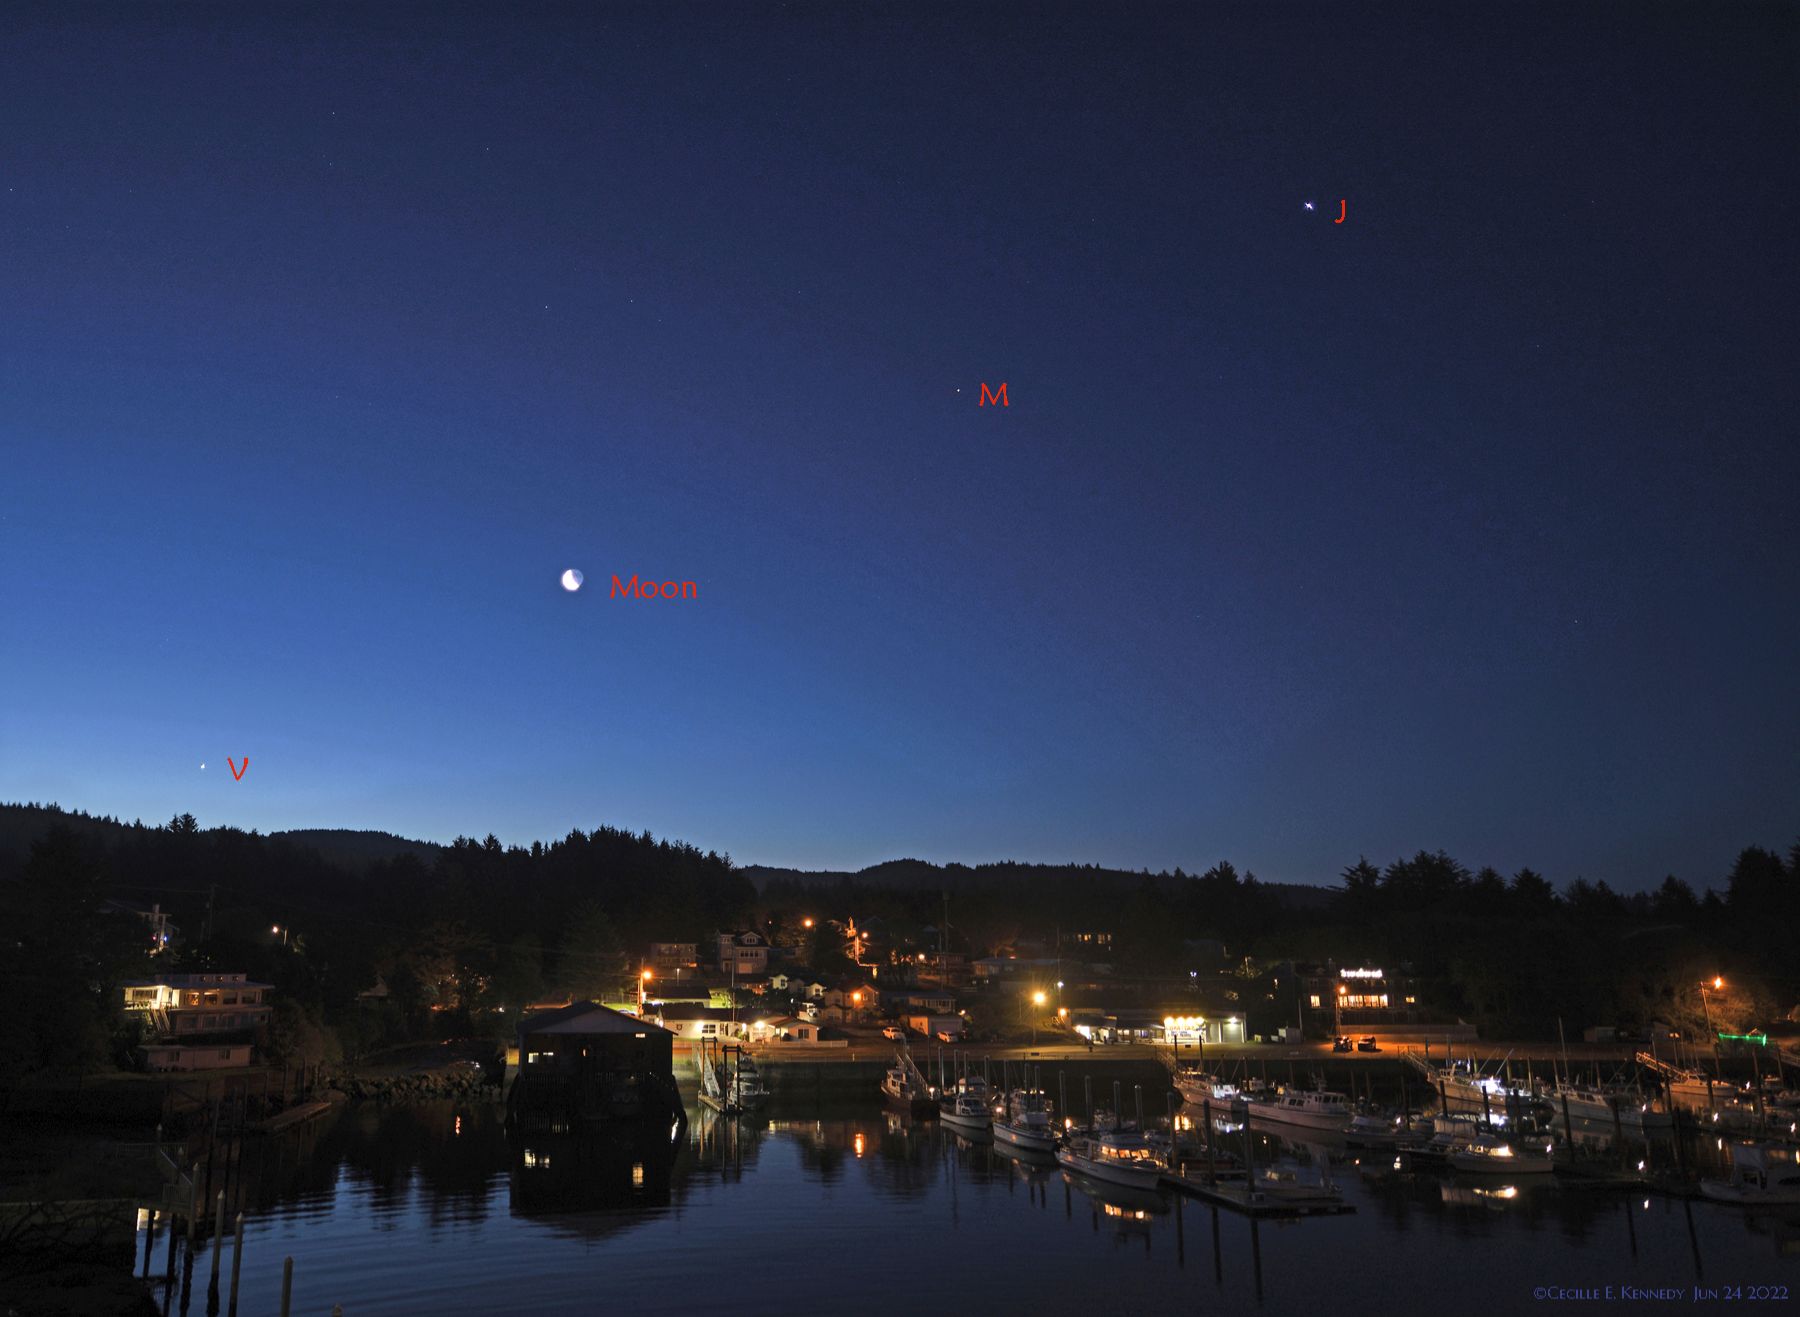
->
[[1160, 1165, 1356, 1217]]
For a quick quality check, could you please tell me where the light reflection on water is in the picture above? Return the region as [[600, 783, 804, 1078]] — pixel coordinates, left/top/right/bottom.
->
[[159, 1100, 1797, 1316]]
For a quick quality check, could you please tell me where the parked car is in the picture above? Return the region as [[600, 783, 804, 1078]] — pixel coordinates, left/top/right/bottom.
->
[[881, 1025, 905, 1041], [1356, 1036, 1381, 1052], [935, 1030, 961, 1044], [1333, 1035, 1353, 1052]]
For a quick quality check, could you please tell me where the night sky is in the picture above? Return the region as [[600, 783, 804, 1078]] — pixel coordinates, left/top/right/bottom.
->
[[3, 3, 1795, 888]]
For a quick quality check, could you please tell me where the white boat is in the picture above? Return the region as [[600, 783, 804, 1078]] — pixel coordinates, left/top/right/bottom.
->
[[1699, 1141, 1800, 1206], [1249, 1088, 1353, 1132], [1447, 1127, 1555, 1175], [1174, 1068, 1242, 1109], [1432, 1068, 1544, 1126], [940, 1075, 994, 1133], [1345, 1110, 1406, 1148], [1548, 1083, 1672, 1130], [729, 1055, 769, 1111], [1399, 1114, 1481, 1165], [993, 1088, 1057, 1154], [1056, 1128, 1166, 1191]]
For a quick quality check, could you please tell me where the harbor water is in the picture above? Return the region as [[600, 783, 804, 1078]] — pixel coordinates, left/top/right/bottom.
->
[[140, 1086, 1797, 1316]]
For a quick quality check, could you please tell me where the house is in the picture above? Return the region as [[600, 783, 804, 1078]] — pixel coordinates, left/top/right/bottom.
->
[[716, 931, 771, 977], [903, 991, 956, 1015], [508, 1001, 679, 1128], [907, 1013, 963, 1040], [747, 1015, 844, 1047], [651, 1003, 742, 1043], [121, 972, 273, 1071], [648, 941, 698, 973], [767, 971, 794, 991]]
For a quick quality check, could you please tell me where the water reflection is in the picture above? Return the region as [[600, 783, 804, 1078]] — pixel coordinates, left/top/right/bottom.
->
[[183, 1095, 1796, 1317]]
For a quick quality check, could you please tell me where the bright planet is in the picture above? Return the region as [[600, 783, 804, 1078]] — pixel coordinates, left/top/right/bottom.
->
[[560, 569, 584, 592]]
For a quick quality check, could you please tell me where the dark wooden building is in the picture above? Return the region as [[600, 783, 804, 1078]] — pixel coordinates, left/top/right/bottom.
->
[[507, 1002, 680, 1133]]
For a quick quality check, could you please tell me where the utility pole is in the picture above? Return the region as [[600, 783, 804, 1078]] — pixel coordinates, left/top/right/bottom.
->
[[204, 884, 216, 943]]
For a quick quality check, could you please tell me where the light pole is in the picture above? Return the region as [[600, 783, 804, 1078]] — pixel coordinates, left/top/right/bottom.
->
[[1699, 976, 1723, 1076], [639, 967, 653, 1015], [1031, 990, 1047, 1045]]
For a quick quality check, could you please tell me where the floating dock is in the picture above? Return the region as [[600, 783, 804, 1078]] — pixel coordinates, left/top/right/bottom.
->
[[1161, 1165, 1356, 1217]]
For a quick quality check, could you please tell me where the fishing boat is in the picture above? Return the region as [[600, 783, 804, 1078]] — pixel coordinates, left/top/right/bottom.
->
[[993, 1087, 1057, 1154], [1398, 1114, 1481, 1166], [1249, 1087, 1353, 1132], [940, 1074, 994, 1134], [1345, 1110, 1407, 1148], [1447, 1126, 1555, 1175], [1547, 1082, 1672, 1130], [880, 1051, 938, 1118], [1056, 1128, 1166, 1191], [1699, 1141, 1800, 1206], [729, 1054, 769, 1111], [698, 1045, 768, 1114], [1173, 1068, 1243, 1110]]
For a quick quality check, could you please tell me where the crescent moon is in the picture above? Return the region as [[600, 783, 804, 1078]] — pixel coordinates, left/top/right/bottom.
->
[[561, 568, 584, 592]]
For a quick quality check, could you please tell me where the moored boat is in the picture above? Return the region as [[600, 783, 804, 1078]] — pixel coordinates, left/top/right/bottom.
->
[[993, 1087, 1057, 1154], [1699, 1141, 1800, 1206], [1056, 1128, 1166, 1191], [881, 1051, 938, 1118], [1249, 1087, 1353, 1132], [1447, 1126, 1555, 1175], [940, 1074, 994, 1134]]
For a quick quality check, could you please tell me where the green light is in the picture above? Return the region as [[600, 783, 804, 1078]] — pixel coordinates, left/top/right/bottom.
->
[[1716, 1031, 1768, 1045]]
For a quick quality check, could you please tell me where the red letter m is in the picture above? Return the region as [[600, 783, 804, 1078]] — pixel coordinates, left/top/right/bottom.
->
[[979, 382, 1008, 407]]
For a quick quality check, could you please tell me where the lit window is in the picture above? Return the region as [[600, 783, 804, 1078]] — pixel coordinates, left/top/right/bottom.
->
[[1309, 995, 1321, 1009]]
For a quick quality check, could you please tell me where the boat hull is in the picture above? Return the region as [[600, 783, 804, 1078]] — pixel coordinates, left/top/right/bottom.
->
[[994, 1122, 1057, 1154], [1056, 1149, 1165, 1191], [1698, 1181, 1800, 1206], [1248, 1105, 1352, 1132], [1449, 1151, 1553, 1175]]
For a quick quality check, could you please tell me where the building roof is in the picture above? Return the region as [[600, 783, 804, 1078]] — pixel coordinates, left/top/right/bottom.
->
[[121, 974, 273, 990], [518, 1001, 672, 1037]]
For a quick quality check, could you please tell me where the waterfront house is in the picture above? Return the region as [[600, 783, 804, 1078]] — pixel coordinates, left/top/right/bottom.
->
[[121, 971, 272, 1071], [906, 1012, 964, 1040], [508, 1001, 679, 1130]]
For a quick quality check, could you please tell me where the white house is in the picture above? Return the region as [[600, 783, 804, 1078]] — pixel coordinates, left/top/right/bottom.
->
[[122, 972, 273, 1071]]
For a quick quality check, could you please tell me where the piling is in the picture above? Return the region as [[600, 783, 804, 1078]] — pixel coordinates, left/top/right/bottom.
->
[[228, 1213, 244, 1317], [280, 1256, 293, 1317], [1202, 1101, 1217, 1185], [210, 1191, 225, 1283], [1112, 1081, 1122, 1131], [1561, 1092, 1576, 1165], [143, 1207, 158, 1277]]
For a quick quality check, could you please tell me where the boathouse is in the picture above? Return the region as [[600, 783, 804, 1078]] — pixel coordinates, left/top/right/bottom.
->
[[507, 1001, 680, 1132]]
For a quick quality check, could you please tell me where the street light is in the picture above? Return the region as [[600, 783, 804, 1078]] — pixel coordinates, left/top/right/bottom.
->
[[802, 917, 815, 929], [639, 967, 653, 1014], [1699, 977, 1724, 1076]]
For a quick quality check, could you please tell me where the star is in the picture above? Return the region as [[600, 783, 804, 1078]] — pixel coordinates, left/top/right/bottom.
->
[[1304, 201, 1316, 212]]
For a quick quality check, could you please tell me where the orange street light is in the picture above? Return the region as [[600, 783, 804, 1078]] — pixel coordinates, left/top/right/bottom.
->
[[802, 917, 815, 929], [1032, 990, 1047, 1007]]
